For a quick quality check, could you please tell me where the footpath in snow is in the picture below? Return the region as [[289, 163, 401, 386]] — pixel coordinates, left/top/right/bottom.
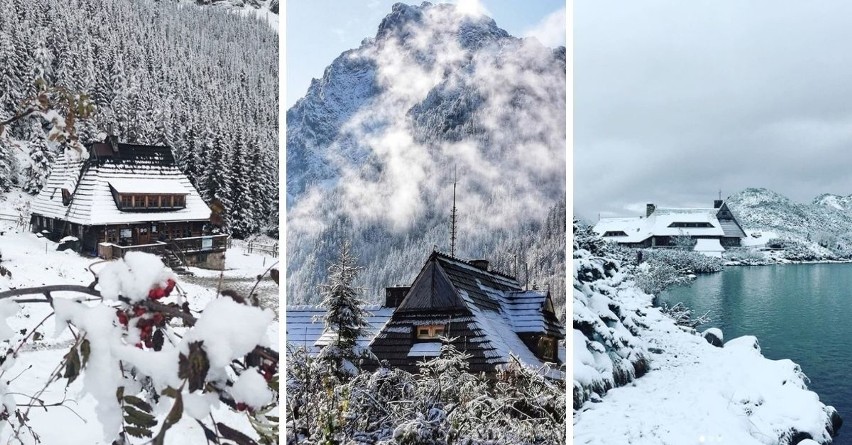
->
[[573, 226, 841, 445]]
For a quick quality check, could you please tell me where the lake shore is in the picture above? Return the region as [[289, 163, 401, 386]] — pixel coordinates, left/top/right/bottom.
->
[[574, 236, 842, 444]]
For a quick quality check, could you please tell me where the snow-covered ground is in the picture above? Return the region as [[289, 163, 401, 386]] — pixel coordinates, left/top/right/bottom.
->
[[0, 191, 278, 444], [574, 230, 840, 444]]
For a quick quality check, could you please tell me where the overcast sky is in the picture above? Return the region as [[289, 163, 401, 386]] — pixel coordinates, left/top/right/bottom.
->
[[286, 0, 565, 108], [575, 1, 852, 222]]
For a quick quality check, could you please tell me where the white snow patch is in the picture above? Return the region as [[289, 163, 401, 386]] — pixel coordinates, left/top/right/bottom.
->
[[97, 252, 176, 302], [0, 300, 20, 341], [230, 368, 273, 409], [407, 342, 442, 357], [185, 298, 274, 368]]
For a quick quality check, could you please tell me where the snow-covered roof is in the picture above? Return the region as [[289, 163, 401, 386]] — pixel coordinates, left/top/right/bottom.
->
[[459, 288, 564, 378], [694, 238, 725, 252], [32, 143, 210, 225], [108, 178, 190, 195], [285, 305, 394, 355], [370, 251, 565, 375], [594, 217, 652, 243], [407, 342, 442, 357], [594, 206, 742, 242]]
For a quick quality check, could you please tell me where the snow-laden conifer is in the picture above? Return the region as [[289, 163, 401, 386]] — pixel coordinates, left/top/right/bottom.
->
[[316, 241, 370, 379]]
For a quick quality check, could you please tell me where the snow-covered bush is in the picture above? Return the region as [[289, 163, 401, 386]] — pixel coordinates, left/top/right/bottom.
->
[[634, 259, 692, 295], [0, 252, 279, 444], [286, 340, 566, 445], [766, 237, 827, 261], [641, 248, 723, 274], [724, 247, 768, 265], [659, 301, 711, 328]]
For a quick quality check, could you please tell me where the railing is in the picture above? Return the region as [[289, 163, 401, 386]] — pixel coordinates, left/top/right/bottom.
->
[[98, 234, 229, 260], [171, 234, 229, 254], [246, 240, 278, 258], [109, 242, 168, 259]]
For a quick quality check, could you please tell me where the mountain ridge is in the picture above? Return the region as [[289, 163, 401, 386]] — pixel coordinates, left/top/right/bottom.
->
[[727, 187, 852, 256], [286, 2, 567, 311]]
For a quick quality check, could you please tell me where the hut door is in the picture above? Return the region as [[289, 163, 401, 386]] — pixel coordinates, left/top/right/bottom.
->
[[137, 226, 150, 245]]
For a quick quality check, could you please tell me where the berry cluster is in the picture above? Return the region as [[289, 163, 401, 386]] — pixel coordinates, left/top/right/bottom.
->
[[148, 279, 177, 300], [115, 279, 177, 348]]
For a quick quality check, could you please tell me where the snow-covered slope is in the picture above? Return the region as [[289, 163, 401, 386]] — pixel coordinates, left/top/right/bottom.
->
[[0, 192, 279, 443], [573, 223, 842, 444], [286, 2, 566, 308], [727, 187, 852, 257]]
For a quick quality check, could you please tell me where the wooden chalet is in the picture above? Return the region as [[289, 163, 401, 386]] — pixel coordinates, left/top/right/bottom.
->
[[593, 199, 746, 252], [285, 251, 564, 378], [30, 139, 227, 269], [368, 252, 564, 375]]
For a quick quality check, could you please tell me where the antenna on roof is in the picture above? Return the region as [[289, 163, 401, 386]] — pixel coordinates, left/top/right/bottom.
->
[[450, 166, 458, 257], [718, 189, 722, 201]]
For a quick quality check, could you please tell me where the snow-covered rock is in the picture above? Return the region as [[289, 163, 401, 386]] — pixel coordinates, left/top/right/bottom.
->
[[703, 327, 723, 347]]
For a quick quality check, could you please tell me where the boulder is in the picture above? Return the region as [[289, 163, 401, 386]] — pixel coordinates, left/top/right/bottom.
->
[[827, 406, 843, 436], [702, 327, 724, 347]]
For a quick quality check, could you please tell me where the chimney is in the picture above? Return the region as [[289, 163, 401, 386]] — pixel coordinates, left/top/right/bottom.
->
[[714, 199, 723, 209], [646, 203, 656, 217], [384, 286, 410, 308], [470, 259, 489, 271]]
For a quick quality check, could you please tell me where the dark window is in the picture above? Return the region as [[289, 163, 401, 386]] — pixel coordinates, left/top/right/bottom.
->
[[603, 231, 628, 237], [668, 222, 714, 228], [538, 336, 556, 360], [117, 193, 187, 210]]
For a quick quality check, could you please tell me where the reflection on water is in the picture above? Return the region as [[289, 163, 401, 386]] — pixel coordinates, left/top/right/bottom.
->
[[660, 263, 852, 444]]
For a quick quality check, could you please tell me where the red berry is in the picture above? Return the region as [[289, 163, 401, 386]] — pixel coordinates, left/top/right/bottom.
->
[[133, 306, 146, 317], [116, 310, 128, 326], [134, 342, 143, 349], [236, 403, 247, 412], [164, 279, 176, 295], [151, 313, 165, 326], [149, 288, 166, 300]]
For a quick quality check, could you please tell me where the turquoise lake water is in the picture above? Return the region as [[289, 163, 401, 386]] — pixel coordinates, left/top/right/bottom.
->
[[659, 263, 850, 444]]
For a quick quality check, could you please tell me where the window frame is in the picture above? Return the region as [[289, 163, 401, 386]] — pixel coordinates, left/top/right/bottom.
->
[[415, 324, 446, 340]]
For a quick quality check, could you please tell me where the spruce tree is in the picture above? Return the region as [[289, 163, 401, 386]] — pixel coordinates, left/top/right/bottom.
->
[[317, 240, 370, 379], [22, 122, 53, 194]]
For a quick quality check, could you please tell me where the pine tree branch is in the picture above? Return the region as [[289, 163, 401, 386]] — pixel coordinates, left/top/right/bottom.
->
[[0, 107, 37, 127]]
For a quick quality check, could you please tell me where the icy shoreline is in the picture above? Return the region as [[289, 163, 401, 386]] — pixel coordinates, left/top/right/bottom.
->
[[574, 233, 842, 444]]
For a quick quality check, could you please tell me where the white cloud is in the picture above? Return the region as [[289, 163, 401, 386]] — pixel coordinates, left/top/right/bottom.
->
[[288, 2, 565, 236], [452, 0, 489, 18], [523, 7, 565, 48]]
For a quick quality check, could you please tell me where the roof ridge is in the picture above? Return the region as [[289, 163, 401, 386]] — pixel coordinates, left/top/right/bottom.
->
[[430, 249, 518, 281]]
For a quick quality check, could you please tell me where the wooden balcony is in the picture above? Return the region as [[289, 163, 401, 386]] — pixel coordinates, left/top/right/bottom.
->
[[97, 234, 230, 260], [170, 234, 230, 254]]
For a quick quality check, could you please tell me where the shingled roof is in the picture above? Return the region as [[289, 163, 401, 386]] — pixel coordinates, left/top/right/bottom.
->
[[285, 305, 394, 355], [31, 142, 210, 225], [370, 251, 564, 376]]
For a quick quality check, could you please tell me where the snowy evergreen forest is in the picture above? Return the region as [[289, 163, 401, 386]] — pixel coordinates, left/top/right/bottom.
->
[[0, 0, 279, 238], [286, 3, 566, 313]]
